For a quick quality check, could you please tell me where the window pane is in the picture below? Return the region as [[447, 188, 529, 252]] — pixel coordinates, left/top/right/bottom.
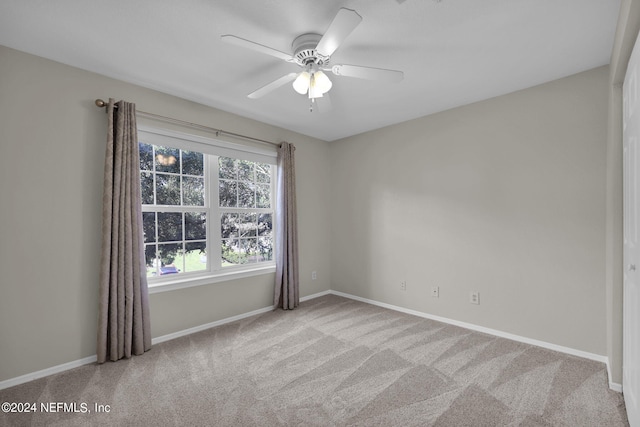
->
[[239, 213, 257, 237], [143, 212, 156, 243], [256, 184, 271, 208], [145, 244, 158, 277], [256, 163, 271, 183], [258, 213, 272, 236], [157, 212, 182, 242], [183, 176, 204, 206], [158, 243, 182, 274], [221, 239, 243, 266], [185, 212, 206, 240], [219, 180, 237, 207], [258, 236, 273, 261], [182, 151, 203, 176], [155, 146, 180, 174], [140, 172, 154, 204], [140, 131, 275, 278], [184, 242, 206, 273], [156, 174, 180, 205], [139, 143, 154, 171], [219, 157, 237, 179], [242, 238, 259, 263], [238, 182, 255, 208], [238, 160, 254, 181], [221, 213, 238, 239]]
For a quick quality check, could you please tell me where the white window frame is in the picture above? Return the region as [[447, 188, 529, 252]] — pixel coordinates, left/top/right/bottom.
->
[[138, 126, 277, 294]]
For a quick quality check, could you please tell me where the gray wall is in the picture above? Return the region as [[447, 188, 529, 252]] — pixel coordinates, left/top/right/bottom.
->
[[330, 66, 610, 356], [0, 43, 618, 384], [0, 45, 331, 382]]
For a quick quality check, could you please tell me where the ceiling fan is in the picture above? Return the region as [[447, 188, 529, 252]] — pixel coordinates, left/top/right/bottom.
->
[[221, 8, 404, 108]]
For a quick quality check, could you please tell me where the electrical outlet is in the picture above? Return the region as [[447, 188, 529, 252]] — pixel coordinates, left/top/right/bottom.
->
[[470, 292, 480, 305], [311, 271, 317, 280], [400, 281, 407, 291], [431, 286, 439, 297]]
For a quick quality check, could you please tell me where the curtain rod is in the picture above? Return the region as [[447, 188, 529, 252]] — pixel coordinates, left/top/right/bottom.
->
[[94, 99, 280, 148]]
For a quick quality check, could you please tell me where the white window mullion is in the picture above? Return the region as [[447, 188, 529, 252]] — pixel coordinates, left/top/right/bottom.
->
[[180, 212, 186, 275], [270, 164, 277, 259], [139, 128, 276, 291], [154, 211, 160, 276], [210, 155, 222, 271], [152, 148, 159, 276], [152, 145, 157, 206]]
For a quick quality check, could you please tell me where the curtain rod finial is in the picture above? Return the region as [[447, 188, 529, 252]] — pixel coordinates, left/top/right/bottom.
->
[[95, 99, 107, 108]]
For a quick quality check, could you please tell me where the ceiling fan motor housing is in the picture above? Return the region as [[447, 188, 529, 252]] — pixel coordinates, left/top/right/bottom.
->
[[292, 33, 328, 67]]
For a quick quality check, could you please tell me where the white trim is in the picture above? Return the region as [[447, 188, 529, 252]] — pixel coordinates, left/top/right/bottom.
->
[[148, 290, 332, 342], [0, 355, 97, 391], [148, 265, 276, 294], [608, 361, 623, 392], [1, 289, 622, 393], [330, 291, 605, 361], [151, 305, 274, 345], [139, 124, 277, 293], [0, 290, 331, 390], [301, 290, 332, 301], [329, 290, 622, 392], [610, 381, 623, 393], [0, 304, 280, 390], [138, 126, 277, 164]]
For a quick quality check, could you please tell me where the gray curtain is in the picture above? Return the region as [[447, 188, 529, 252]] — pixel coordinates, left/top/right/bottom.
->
[[97, 98, 151, 363], [274, 142, 299, 310]]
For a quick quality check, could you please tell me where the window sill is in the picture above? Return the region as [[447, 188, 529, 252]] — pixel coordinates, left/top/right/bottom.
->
[[147, 264, 276, 294]]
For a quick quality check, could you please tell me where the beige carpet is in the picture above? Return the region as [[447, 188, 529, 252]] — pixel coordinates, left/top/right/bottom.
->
[[0, 294, 629, 426]]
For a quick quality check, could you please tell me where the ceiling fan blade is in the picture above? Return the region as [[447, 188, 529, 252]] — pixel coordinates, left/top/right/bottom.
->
[[330, 64, 404, 83], [315, 8, 362, 57], [221, 35, 294, 62], [248, 73, 298, 99]]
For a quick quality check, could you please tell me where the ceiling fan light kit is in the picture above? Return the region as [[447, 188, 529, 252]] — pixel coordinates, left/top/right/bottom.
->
[[290, 33, 333, 99], [292, 71, 311, 94], [293, 68, 332, 98], [221, 7, 404, 110]]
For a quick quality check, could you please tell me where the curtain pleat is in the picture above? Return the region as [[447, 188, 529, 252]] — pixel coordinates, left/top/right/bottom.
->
[[274, 142, 299, 310], [97, 98, 151, 363]]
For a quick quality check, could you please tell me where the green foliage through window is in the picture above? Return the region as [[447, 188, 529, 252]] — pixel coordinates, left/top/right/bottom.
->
[[139, 140, 274, 280], [218, 157, 273, 267]]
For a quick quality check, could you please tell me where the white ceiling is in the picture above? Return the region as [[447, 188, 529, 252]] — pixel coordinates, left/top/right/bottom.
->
[[0, 0, 621, 141]]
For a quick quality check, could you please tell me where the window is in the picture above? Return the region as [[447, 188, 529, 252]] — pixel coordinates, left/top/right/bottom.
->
[[138, 127, 277, 290]]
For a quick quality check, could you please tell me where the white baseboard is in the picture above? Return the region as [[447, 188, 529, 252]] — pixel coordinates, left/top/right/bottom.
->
[[329, 290, 622, 393], [301, 290, 332, 301], [607, 362, 623, 392], [152, 305, 274, 345], [152, 290, 332, 346], [0, 288, 622, 393], [0, 290, 333, 391], [0, 355, 97, 391]]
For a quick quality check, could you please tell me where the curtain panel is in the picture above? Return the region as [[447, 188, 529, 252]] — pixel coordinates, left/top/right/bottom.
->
[[274, 142, 299, 310], [97, 98, 151, 363]]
